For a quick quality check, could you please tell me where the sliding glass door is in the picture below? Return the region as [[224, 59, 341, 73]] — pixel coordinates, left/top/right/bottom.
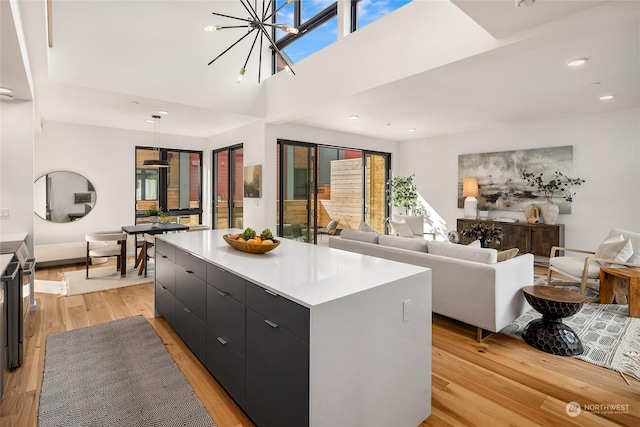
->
[[277, 140, 391, 244], [213, 145, 243, 229], [277, 141, 316, 243], [363, 151, 390, 234]]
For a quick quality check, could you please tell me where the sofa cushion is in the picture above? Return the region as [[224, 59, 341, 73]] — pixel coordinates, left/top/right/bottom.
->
[[392, 215, 424, 236], [390, 218, 414, 238], [497, 248, 519, 262], [340, 229, 380, 244], [358, 222, 376, 233], [378, 235, 428, 252], [427, 240, 497, 264], [595, 234, 634, 267]]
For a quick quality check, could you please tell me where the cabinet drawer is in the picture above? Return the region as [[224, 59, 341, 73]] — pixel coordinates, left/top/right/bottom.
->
[[176, 250, 206, 281], [246, 282, 310, 342], [156, 256, 176, 295], [175, 299, 206, 363], [207, 264, 245, 303], [207, 284, 246, 355], [176, 267, 206, 321], [155, 282, 175, 329], [206, 326, 246, 409], [246, 308, 309, 427], [155, 240, 176, 262]]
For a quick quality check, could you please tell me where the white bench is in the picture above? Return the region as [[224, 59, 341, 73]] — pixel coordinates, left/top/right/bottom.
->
[[35, 242, 86, 267]]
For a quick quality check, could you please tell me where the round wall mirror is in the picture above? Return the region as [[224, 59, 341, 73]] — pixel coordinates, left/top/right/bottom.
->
[[34, 171, 96, 223]]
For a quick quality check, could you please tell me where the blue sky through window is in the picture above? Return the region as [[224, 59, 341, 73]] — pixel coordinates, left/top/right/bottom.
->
[[276, 0, 412, 68]]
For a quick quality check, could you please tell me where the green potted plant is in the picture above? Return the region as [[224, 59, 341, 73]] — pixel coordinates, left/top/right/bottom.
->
[[386, 174, 426, 217], [460, 222, 502, 248], [520, 170, 585, 225], [144, 204, 164, 227], [477, 203, 490, 219]]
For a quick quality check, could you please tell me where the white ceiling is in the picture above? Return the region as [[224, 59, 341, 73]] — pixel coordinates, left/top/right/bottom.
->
[[3, 0, 639, 141]]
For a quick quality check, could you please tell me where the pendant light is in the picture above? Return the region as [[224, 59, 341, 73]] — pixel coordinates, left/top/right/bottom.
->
[[143, 115, 169, 168]]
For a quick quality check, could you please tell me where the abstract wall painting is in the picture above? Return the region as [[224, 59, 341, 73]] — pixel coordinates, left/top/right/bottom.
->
[[243, 165, 262, 198], [457, 146, 574, 213]]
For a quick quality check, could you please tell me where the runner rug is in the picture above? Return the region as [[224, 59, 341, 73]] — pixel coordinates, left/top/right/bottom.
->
[[38, 316, 216, 427], [501, 276, 640, 381]]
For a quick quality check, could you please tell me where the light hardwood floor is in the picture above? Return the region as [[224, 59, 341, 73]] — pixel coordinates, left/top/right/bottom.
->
[[1, 263, 638, 426]]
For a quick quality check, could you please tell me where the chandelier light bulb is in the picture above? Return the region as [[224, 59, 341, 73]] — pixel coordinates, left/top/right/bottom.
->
[[237, 68, 246, 84], [204, 25, 222, 32], [282, 25, 299, 35]]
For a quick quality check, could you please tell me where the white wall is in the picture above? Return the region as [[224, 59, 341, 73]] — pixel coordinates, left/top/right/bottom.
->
[[207, 122, 398, 232], [397, 108, 640, 250], [0, 101, 35, 251], [34, 121, 206, 251]]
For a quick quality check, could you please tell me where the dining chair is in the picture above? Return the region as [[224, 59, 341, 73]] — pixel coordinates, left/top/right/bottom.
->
[[141, 233, 155, 277], [85, 231, 127, 278]]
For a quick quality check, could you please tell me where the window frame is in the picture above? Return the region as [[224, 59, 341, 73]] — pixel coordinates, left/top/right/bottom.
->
[[135, 146, 203, 223]]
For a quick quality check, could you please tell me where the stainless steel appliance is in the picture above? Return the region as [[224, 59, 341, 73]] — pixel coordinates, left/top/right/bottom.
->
[[0, 238, 34, 373]]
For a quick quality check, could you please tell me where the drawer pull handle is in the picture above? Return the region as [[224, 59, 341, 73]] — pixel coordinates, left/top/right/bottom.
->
[[161, 285, 167, 290], [184, 307, 191, 314], [217, 290, 227, 297], [217, 267, 226, 272], [186, 270, 194, 275], [217, 337, 227, 345], [265, 289, 278, 297], [161, 255, 168, 259], [264, 319, 279, 328]]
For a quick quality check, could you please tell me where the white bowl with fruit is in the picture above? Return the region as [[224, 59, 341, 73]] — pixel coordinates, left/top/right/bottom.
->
[[223, 228, 280, 254]]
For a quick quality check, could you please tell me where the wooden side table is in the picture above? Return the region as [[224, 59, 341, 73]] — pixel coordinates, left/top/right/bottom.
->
[[599, 267, 640, 318], [521, 286, 584, 356]]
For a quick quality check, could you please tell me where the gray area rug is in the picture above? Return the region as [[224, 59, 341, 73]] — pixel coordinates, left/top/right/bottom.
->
[[38, 316, 216, 427], [501, 276, 640, 381]]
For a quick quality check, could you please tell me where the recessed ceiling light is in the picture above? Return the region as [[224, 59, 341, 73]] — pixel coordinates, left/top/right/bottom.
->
[[146, 119, 155, 123], [599, 95, 615, 100], [408, 128, 416, 132], [349, 115, 359, 120], [131, 100, 139, 105], [591, 82, 601, 85], [0, 94, 14, 101], [567, 58, 588, 67], [515, 0, 536, 8], [0, 87, 12, 94], [158, 110, 168, 115]]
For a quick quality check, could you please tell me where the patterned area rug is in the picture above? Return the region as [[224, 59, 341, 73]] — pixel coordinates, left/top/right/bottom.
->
[[38, 316, 216, 427], [501, 276, 640, 381]]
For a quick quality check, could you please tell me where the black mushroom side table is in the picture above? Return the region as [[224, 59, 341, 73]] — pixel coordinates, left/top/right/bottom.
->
[[521, 285, 585, 356]]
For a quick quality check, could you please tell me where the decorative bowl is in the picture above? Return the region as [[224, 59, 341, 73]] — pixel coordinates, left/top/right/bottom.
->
[[222, 234, 280, 254]]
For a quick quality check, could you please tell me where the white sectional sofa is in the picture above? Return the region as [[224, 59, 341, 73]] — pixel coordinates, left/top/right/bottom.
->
[[329, 230, 534, 339]]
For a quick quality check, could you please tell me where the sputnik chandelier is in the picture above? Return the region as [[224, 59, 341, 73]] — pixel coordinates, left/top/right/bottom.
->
[[206, 0, 298, 83]]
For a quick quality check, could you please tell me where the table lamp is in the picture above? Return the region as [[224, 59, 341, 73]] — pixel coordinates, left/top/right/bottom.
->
[[463, 177, 479, 219]]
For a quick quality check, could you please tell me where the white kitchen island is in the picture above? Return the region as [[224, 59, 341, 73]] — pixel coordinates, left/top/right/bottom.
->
[[155, 229, 432, 427]]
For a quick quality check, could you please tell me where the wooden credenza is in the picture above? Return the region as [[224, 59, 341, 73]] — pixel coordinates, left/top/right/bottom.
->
[[457, 218, 564, 260]]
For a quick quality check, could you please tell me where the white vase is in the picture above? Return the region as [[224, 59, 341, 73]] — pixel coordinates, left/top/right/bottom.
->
[[540, 202, 559, 225], [479, 210, 489, 219], [150, 215, 158, 227]]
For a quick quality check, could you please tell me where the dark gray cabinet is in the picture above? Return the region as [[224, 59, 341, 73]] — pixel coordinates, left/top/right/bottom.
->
[[175, 299, 206, 362], [245, 308, 309, 427], [155, 241, 311, 427]]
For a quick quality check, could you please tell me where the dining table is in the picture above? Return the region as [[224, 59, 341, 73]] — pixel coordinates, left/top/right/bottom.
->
[[122, 223, 190, 276]]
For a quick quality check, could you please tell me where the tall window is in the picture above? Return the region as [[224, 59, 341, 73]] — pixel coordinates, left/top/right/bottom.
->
[[135, 147, 203, 225], [273, 1, 413, 73]]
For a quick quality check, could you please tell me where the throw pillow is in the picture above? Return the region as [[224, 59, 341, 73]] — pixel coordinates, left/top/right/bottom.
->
[[628, 252, 640, 264], [378, 235, 428, 252], [595, 235, 634, 267], [392, 214, 424, 236], [467, 240, 481, 247], [497, 248, 519, 262], [390, 218, 414, 238], [358, 222, 376, 233]]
